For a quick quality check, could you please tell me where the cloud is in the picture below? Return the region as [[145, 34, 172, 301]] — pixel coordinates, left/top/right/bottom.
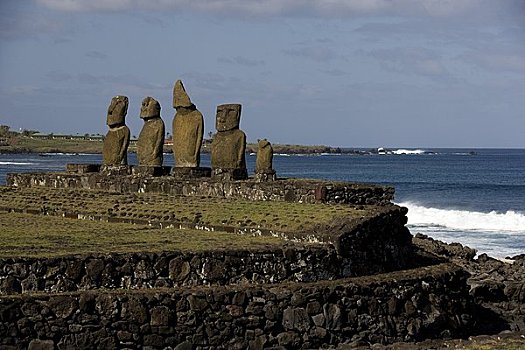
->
[[218, 56, 265, 67], [46, 70, 73, 82], [284, 46, 338, 63], [34, 0, 525, 20], [319, 68, 349, 77], [363, 47, 451, 78], [0, 11, 63, 41], [85, 51, 108, 60], [462, 51, 525, 73]]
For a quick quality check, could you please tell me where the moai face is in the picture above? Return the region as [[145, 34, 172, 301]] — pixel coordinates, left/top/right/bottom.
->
[[258, 139, 270, 149], [140, 97, 161, 119], [173, 80, 193, 109], [216, 104, 241, 132], [107, 95, 129, 127]]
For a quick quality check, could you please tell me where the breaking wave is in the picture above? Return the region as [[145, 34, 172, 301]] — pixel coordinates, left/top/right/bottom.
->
[[392, 149, 427, 155], [398, 202, 525, 233], [0, 161, 34, 165]]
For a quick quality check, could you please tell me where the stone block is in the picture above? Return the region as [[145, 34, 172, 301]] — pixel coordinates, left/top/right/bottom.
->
[[66, 164, 101, 174], [28, 340, 54, 350], [171, 167, 211, 180], [211, 168, 248, 181], [100, 165, 131, 176], [132, 166, 171, 177]]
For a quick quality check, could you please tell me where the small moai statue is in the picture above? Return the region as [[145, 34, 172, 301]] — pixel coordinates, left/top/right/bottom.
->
[[172, 80, 204, 168], [211, 103, 248, 180], [137, 96, 165, 167], [103, 95, 130, 166], [255, 139, 276, 182]]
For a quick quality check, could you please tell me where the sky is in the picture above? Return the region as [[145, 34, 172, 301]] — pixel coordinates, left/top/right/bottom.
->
[[0, 0, 524, 148]]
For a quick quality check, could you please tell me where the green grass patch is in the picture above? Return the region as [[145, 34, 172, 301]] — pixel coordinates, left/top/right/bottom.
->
[[0, 187, 370, 232], [0, 212, 291, 258]]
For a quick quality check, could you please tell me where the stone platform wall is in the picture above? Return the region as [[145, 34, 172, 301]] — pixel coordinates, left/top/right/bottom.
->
[[6, 172, 394, 205], [0, 204, 413, 297], [0, 263, 472, 349], [0, 247, 347, 295]]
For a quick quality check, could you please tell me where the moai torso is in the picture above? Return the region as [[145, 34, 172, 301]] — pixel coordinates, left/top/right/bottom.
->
[[211, 129, 247, 169], [171, 80, 203, 168], [137, 97, 165, 166], [256, 139, 273, 173], [211, 104, 247, 171], [172, 108, 203, 167], [102, 96, 130, 166]]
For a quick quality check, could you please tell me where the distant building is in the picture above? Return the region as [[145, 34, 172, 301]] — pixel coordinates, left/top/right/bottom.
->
[[30, 133, 104, 141]]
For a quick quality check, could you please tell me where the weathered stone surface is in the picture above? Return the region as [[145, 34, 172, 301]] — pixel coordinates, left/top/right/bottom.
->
[[66, 164, 101, 174], [137, 96, 165, 166], [6, 173, 395, 205], [28, 340, 54, 350], [169, 258, 191, 282], [282, 307, 310, 331], [172, 80, 204, 168], [0, 263, 472, 348], [255, 139, 274, 174], [151, 306, 170, 326], [99, 164, 131, 176], [211, 103, 247, 179], [106, 95, 128, 126], [103, 96, 130, 166], [103, 126, 130, 166], [131, 166, 171, 177], [170, 166, 211, 180], [173, 79, 192, 108]]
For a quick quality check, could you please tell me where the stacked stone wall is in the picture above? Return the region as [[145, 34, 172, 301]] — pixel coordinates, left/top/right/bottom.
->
[[6, 172, 394, 205], [0, 263, 472, 349], [0, 247, 346, 295]]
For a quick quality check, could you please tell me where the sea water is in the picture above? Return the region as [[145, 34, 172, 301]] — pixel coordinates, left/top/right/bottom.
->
[[1, 149, 524, 258]]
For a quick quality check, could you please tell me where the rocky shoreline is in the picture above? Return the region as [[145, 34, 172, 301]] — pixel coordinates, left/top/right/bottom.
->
[[348, 233, 525, 349]]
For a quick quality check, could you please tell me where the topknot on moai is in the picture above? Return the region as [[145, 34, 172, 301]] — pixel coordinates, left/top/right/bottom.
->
[[103, 95, 130, 166], [211, 103, 247, 180], [255, 138, 276, 182], [172, 80, 204, 168], [137, 96, 165, 167]]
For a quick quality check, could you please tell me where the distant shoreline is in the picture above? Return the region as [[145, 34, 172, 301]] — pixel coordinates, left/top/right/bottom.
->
[[0, 135, 368, 155]]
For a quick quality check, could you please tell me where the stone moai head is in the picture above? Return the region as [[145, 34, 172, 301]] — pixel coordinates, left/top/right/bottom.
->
[[173, 80, 193, 109], [258, 138, 271, 149], [107, 95, 129, 127], [216, 104, 241, 132], [140, 96, 161, 119]]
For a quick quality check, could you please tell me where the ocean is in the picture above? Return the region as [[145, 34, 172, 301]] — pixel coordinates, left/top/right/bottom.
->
[[1, 149, 524, 259]]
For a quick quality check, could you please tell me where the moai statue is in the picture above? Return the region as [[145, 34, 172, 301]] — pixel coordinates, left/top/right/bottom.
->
[[172, 80, 204, 168], [137, 97, 165, 167], [103, 95, 130, 166], [255, 139, 276, 181], [211, 103, 247, 180]]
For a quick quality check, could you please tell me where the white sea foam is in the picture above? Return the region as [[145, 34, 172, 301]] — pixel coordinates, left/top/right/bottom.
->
[[392, 149, 426, 155], [40, 152, 93, 156], [0, 161, 34, 165], [398, 202, 525, 233]]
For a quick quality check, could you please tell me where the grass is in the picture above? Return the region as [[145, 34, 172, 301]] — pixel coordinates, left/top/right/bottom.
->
[[452, 337, 525, 350], [0, 187, 370, 232], [1, 136, 104, 154], [0, 212, 296, 258], [1, 135, 338, 155]]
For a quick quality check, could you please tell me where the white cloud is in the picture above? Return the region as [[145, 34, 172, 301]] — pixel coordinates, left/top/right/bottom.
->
[[463, 51, 525, 73], [284, 46, 338, 62], [34, 0, 525, 19], [363, 47, 451, 78]]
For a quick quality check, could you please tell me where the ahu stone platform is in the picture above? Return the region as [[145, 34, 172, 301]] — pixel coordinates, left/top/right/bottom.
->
[[6, 168, 394, 205], [0, 169, 476, 349]]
